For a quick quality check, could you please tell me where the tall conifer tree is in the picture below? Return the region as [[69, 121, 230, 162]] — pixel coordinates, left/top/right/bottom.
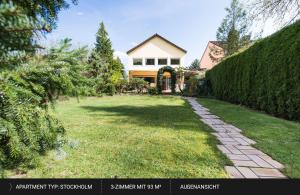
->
[[88, 22, 125, 95], [95, 22, 114, 63]]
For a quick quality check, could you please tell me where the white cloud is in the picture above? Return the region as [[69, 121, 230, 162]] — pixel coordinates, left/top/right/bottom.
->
[[76, 12, 84, 16]]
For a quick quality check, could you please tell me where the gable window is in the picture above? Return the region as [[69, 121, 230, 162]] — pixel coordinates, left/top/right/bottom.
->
[[171, 58, 180, 65], [133, 58, 143, 65], [158, 58, 167, 65], [146, 58, 155, 65]]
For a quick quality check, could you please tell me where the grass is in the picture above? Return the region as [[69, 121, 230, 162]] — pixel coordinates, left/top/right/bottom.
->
[[198, 98, 300, 178], [11, 95, 228, 178]]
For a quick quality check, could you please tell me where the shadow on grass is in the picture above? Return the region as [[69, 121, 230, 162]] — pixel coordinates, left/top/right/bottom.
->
[[79, 99, 230, 178], [80, 101, 208, 133]]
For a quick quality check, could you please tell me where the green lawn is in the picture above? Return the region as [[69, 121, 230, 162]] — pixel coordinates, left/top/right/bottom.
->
[[11, 95, 228, 178], [199, 98, 300, 178]]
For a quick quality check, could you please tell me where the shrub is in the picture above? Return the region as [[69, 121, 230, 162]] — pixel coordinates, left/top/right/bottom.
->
[[206, 20, 300, 121], [106, 83, 116, 96], [115, 79, 129, 94], [198, 78, 213, 97], [128, 78, 148, 93], [183, 75, 201, 96], [0, 39, 89, 172], [148, 87, 158, 95]]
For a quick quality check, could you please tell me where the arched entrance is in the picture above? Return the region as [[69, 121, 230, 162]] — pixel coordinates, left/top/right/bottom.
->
[[162, 72, 171, 91], [157, 66, 176, 94]]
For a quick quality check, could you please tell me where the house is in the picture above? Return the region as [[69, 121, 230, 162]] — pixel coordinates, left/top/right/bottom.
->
[[199, 41, 225, 71], [127, 34, 187, 92]]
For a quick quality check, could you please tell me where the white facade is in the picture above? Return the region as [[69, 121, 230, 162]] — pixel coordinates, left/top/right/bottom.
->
[[127, 35, 186, 71], [126, 34, 186, 92]]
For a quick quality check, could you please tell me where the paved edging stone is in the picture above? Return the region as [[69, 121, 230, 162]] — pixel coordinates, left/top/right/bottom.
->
[[184, 97, 286, 179]]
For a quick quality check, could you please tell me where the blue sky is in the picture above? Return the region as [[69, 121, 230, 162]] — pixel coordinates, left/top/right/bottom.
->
[[44, 0, 277, 67]]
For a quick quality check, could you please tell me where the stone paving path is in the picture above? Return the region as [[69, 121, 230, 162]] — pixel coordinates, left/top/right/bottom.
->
[[185, 97, 286, 179]]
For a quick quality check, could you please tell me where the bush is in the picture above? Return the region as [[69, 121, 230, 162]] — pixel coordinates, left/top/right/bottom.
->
[[106, 83, 116, 96], [148, 87, 158, 95], [206, 20, 300, 121], [115, 79, 128, 94], [0, 39, 89, 172], [198, 78, 213, 97], [0, 90, 65, 169], [183, 75, 201, 96], [128, 78, 148, 93]]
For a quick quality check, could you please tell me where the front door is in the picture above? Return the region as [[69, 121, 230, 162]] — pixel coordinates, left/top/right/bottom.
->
[[162, 76, 171, 91]]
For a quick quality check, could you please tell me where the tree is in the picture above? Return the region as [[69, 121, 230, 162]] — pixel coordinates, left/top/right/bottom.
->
[[0, 38, 90, 172], [88, 22, 124, 95], [0, 1, 82, 174], [0, 0, 77, 65], [249, 0, 300, 27], [113, 57, 126, 78], [226, 27, 240, 55], [187, 59, 201, 70], [88, 49, 105, 77], [95, 22, 114, 63], [88, 51, 112, 94], [11, 0, 77, 27], [216, 0, 251, 56]]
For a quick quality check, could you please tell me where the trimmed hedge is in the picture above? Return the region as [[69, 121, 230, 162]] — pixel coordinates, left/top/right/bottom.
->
[[206, 20, 300, 121]]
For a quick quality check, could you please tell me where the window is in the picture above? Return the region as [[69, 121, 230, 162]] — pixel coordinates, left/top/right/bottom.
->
[[146, 58, 155, 65], [133, 58, 143, 65], [158, 58, 167, 65], [144, 77, 155, 84], [171, 58, 180, 65]]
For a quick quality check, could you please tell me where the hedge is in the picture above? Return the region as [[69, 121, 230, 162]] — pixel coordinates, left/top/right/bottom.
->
[[206, 20, 300, 121]]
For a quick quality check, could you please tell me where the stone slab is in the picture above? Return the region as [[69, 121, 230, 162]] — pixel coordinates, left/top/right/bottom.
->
[[225, 166, 244, 178], [220, 140, 240, 145], [217, 145, 231, 154], [201, 115, 220, 119], [227, 133, 244, 138], [235, 145, 255, 150], [224, 145, 243, 154], [218, 137, 236, 142], [247, 155, 273, 168], [185, 97, 286, 179], [226, 154, 250, 161], [233, 138, 250, 146], [232, 160, 260, 167], [258, 155, 284, 169], [250, 168, 286, 178], [216, 133, 231, 138], [242, 137, 256, 145], [241, 149, 266, 155], [236, 167, 259, 178]]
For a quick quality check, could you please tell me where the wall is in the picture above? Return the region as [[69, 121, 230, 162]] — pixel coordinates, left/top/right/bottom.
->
[[128, 37, 186, 71], [199, 42, 225, 70]]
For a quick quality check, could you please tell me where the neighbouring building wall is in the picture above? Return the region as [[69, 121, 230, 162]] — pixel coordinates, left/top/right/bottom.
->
[[199, 42, 225, 71]]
